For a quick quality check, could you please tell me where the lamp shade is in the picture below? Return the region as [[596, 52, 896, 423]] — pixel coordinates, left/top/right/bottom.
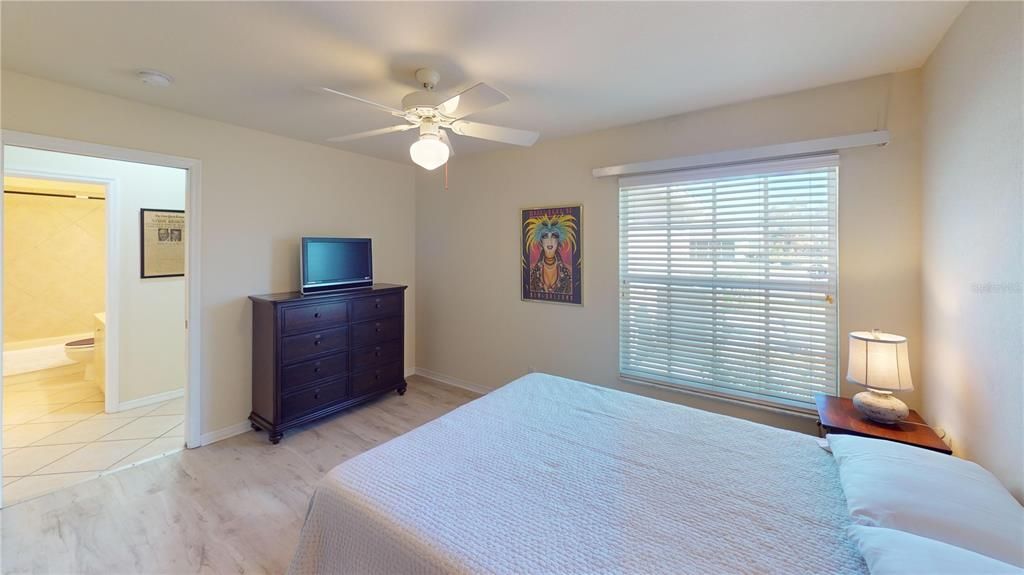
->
[[846, 331, 913, 392]]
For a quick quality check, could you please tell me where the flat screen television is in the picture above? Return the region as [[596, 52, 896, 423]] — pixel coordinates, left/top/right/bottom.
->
[[300, 237, 373, 294]]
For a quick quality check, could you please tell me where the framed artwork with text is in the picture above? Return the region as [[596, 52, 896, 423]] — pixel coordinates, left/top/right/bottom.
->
[[521, 205, 582, 305], [140, 208, 185, 278]]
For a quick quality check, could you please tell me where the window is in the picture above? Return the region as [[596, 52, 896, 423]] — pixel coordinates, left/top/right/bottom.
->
[[618, 155, 838, 409]]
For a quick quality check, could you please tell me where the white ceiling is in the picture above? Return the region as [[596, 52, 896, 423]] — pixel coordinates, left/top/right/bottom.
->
[[1, 1, 963, 165]]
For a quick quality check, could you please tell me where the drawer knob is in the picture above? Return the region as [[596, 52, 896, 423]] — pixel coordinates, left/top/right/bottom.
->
[[374, 303, 381, 309], [314, 338, 321, 346], [314, 312, 321, 318], [314, 391, 321, 399], [314, 366, 321, 373], [374, 350, 381, 357]]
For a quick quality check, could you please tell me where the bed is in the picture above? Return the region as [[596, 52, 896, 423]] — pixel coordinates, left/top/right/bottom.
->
[[288, 373, 867, 574]]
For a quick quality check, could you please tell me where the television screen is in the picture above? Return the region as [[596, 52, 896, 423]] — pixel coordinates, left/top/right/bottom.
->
[[301, 238, 372, 293]]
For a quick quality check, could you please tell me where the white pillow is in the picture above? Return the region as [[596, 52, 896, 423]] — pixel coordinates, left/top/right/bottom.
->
[[849, 525, 1023, 575], [828, 434, 1024, 567]]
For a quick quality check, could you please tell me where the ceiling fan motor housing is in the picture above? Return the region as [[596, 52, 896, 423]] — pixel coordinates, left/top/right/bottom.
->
[[418, 120, 441, 137], [401, 90, 447, 115]]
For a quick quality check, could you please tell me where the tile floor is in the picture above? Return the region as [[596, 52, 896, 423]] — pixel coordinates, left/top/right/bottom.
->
[[2, 367, 184, 506]]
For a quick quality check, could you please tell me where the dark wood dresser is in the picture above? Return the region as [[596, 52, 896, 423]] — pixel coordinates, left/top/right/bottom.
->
[[248, 284, 408, 443]]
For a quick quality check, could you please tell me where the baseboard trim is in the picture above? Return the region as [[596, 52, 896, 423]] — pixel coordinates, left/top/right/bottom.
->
[[199, 420, 252, 446], [116, 388, 184, 412], [413, 367, 492, 395], [196, 370, 484, 447]]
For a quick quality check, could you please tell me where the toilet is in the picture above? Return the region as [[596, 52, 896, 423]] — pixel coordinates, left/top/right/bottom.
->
[[64, 337, 96, 380]]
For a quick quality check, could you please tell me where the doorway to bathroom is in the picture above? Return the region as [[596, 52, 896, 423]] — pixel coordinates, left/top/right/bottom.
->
[[0, 134, 202, 507]]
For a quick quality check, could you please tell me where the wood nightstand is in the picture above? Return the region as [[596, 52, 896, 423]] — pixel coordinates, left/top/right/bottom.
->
[[814, 394, 952, 455]]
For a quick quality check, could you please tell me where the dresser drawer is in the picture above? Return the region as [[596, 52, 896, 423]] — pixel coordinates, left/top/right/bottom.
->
[[281, 327, 348, 364], [281, 352, 348, 392], [351, 340, 402, 372], [351, 317, 402, 347], [281, 301, 348, 334], [281, 378, 348, 422], [351, 294, 402, 322], [351, 362, 404, 397]]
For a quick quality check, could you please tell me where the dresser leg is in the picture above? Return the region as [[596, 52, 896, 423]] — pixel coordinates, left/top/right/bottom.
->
[[397, 382, 408, 396], [269, 431, 283, 444]]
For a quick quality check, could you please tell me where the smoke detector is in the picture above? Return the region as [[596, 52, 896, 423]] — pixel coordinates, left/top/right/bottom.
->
[[138, 70, 173, 88]]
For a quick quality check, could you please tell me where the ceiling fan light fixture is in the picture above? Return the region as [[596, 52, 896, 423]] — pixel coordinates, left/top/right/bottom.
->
[[410, 133, 450, 170], [322, 69, 538, 162]]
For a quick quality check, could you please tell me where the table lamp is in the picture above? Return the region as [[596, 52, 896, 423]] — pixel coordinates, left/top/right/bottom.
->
[[846, 330, 914, 424]]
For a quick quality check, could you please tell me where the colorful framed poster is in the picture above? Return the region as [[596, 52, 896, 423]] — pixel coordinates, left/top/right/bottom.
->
[[140, 208, 185, 278], [521, 205, 583, 305]]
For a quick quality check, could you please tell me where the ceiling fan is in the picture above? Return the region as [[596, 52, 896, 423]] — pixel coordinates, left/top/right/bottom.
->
[[322, 68, 539, 170]]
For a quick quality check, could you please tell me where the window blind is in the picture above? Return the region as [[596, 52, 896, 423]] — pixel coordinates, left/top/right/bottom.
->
[[618, 155, 839, 409]]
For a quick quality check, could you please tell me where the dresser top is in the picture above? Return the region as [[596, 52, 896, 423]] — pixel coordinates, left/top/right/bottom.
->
[[249, 283, 407, 303]]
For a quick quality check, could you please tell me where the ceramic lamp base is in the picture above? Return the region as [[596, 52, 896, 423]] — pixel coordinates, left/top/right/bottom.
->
[[852, 390, 909, 424]]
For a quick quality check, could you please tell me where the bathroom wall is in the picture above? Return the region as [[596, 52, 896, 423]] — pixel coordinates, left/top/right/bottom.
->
[[3, 146, 187, 406], [3, 179, 106, 345]]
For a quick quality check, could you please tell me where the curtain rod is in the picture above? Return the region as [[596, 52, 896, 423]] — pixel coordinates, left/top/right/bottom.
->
[[4, 190, 106, 201], [592, 130, 890, 179]]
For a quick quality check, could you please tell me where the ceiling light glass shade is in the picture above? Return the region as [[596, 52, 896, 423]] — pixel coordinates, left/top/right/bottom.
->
[[409, 134, 450, 170]]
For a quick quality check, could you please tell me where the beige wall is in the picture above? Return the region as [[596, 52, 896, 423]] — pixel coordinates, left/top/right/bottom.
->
[[922, 2, 1023, 499], [416, 71, 923, 433], [3, 186, 105, 344], [1, 71, 417, 435]]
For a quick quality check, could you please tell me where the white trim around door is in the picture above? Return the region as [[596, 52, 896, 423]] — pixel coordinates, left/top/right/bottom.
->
[[0, 132, 204, 491]]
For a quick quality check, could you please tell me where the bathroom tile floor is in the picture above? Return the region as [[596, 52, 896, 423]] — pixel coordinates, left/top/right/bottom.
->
[[2, 368, 184, 506]]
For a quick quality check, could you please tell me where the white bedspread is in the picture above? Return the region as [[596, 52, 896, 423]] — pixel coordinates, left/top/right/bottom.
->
[[289, 373, 867, 574]]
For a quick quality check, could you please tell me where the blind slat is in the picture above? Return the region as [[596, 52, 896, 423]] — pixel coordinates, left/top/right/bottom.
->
[[619, 157, 839, 406]]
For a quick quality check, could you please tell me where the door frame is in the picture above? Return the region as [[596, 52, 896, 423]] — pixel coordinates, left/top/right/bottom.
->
[[0, 131, 203, 506], [2, 168, 121, 411]]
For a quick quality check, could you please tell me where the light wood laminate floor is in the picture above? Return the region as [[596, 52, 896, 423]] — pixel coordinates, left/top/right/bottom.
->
[[0, 376, 479, 575]]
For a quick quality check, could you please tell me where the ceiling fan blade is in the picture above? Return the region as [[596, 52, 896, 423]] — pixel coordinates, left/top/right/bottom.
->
[[439, 129, 455, 156], [436, 83, 509, 119], [327, 124, 416, 143], [321, 87, 405, 116], [449, 120, 539, 146]]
